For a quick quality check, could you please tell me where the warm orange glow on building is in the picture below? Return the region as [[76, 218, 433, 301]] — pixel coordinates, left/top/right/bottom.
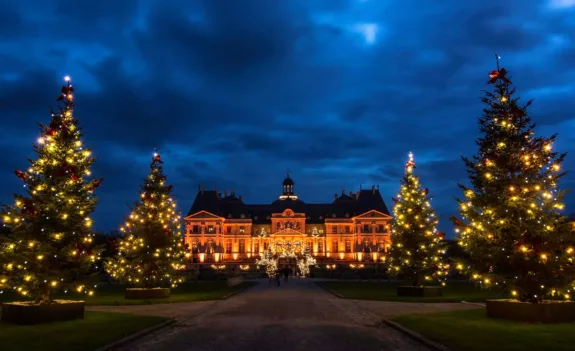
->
[[184, 174, 392, 265]]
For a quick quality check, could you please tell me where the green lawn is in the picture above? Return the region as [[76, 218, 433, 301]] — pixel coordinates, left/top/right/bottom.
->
[[393, 308, 575, 351], [0, 281, 257, 306], [0, 311, 167, 351], [316, 281, 505, 302]]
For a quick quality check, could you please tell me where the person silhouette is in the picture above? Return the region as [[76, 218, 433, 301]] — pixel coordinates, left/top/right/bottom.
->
[[275, 269, 281, 287], [284, 267, 289, 282]]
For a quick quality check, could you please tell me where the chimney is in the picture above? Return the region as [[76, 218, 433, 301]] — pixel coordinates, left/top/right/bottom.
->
[[224, 190, 228, 197], [349, 191, 353, 197], [334, 193, 338, 201], [372, 185, 375, 194], [201, 185, 205, 194]]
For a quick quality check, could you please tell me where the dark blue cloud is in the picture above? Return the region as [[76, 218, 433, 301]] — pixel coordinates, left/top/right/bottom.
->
[[1, 0, 575, 234]]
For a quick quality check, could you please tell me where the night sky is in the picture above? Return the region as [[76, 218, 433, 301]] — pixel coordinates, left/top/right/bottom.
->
[[1, 0, 575, 235]]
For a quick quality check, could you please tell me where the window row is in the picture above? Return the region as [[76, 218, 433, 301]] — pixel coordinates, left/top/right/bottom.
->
[[330, 238, 387, 253], [188, 224, 389, 235], [330, 224, 387, 234], [189, 225, 246, 234]]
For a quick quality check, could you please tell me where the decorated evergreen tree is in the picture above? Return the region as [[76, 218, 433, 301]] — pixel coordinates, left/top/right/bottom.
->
[[256, 247, 277, 277], [297, 246, 316, 277], [388, 152, 448, 286], [0, 77, 103, 304], [105, 152, 186, 288], [452, 57, 574, 303]]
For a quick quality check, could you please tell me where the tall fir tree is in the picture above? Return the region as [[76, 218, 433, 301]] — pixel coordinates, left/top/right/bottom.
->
[[452, 57, 574, 303], [0, 77, 103, 304], [388, 153, 448, 286], [105, 152, 186, 288]]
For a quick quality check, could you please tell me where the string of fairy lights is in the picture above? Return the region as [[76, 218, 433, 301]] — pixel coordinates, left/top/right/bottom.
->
[[255, 242, 316, 277], [255, 248, 278, 277]]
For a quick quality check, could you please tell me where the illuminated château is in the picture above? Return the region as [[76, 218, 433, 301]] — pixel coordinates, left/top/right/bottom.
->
[[184, 174, 392, 265]]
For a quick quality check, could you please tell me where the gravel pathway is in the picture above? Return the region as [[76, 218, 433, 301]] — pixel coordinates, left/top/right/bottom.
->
[[107, 279, 437, 351]]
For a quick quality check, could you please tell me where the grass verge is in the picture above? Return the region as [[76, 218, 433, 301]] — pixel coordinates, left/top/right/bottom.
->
[[392, 308, 575, 351], [316, 281, 504, 302], [0, 311, 167, 351], [1, 281, 258, 306]]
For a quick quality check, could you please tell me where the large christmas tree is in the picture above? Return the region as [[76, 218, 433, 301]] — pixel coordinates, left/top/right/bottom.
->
[[105, 152, 186, 288], [388, 153, 447, 286], [0, 77, 103, 304], [453, 57, 574, 303]]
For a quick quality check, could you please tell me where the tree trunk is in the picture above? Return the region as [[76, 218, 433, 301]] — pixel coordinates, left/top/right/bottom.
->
[[39, 286, 51, 305]]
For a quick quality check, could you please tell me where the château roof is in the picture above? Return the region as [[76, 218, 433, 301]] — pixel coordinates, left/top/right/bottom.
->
[[356, 189, 390, 215], [187, 186, 390, 223], [187, 190, 220, 216]]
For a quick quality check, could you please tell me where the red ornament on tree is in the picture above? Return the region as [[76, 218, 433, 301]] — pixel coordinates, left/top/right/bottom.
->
[[46, 126, 57, 135], [453, 218, 465, 228], [21, 199, 35, 216], [49, 119, 60, 132], [89, 178, 103, 192], [74, 241, 93, 260], [392, 197, 399, 204], [488, 68, 511, 85], [152, 154, 163, 164], [56, 82, 75, 101], [489, 70, 499, 80], [66, 165, 79, 180], [14, 170, 26, 181]]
